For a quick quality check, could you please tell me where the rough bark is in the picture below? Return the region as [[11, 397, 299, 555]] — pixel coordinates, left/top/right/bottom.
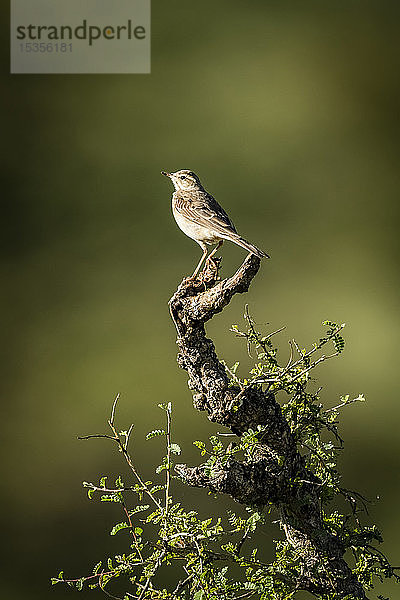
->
[[169, 254, 366, 599]]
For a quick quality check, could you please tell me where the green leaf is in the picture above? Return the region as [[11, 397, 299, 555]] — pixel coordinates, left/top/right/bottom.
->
[[129, 504, 150, 515], [155, 463, 167, 474], [323, 319, 338, 328], [156, 457, 168, 474], [115, 475, 124, 488], [146, 429, 166, 440], [333, 334, 345, 353], [170, 443, 181, 455], [51, 571, 64, 585], [146, 510, 162, 523], [150, 485, 165, 493], [110, 522, 129, 536], [193, 440, 206, 456], [101, 494, 121, 503], [247, 511, 262, 531]]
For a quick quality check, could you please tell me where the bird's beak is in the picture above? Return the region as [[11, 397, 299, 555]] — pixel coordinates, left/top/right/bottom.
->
[[161, 171, 172, 178]]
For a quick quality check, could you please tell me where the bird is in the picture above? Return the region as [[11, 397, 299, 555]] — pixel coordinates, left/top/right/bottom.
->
[[161, 169, 269, 279]]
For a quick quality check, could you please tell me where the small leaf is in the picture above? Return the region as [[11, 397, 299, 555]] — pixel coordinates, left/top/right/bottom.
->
[[146, 429, 166, 440], [323, 319, 338, 328], [129, 504, 150, 515], [170, 443, 181, 455], [333, 335, 345, 354], [194, 440, 205, 447], [110, 522, 129, 536], [150, 485, 165, 493], [115, 475, 124, 488], [101, 494, 121, 503]]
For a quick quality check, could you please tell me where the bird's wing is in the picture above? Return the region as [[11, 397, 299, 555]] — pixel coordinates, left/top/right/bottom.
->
[[175, 191, 238, 236]]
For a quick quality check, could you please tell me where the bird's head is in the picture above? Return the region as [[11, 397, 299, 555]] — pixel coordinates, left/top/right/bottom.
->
[[161, 169, 204, 192]]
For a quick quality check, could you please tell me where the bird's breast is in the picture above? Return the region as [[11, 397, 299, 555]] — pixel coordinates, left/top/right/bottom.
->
[[172, 205, 221, 244]]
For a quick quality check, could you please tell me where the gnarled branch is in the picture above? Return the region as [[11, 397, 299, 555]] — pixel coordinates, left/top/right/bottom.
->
[[169, 254, 366, 599]]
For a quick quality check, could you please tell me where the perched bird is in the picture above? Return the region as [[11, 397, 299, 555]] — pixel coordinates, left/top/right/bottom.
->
[[162, 169, 269, 278]]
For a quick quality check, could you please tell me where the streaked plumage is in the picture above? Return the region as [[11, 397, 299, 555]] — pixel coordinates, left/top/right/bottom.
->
[[162, 169, 269, 278]]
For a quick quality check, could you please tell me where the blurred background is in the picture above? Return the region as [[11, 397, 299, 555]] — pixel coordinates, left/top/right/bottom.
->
[[1, 1, 399, 598]]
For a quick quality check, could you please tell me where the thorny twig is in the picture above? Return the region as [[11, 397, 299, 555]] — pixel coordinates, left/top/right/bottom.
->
[[165, 402, 172, 516], [79, 394, 163, 511]]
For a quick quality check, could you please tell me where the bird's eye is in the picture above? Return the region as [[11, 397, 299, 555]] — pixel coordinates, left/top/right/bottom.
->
[[180, 175, 186, 180]]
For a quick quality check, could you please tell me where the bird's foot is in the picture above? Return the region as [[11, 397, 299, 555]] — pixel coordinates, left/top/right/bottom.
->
[[201, 256, 222, 284], [179, 257, 222, 293]]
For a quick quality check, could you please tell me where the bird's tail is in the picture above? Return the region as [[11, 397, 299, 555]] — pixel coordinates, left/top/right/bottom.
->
[[230, 235, 270, 259]]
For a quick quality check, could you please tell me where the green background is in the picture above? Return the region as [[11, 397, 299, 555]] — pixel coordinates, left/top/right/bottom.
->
[[2, 1, 399, 598]]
